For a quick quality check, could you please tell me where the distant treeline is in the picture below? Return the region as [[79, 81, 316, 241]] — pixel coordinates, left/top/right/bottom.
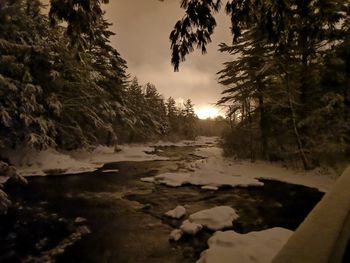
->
[[197, 117, 228, 137], [0, 0, 200, 154]]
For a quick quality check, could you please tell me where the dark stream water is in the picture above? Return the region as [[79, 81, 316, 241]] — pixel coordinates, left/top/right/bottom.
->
[[0, 145, 324, 263]]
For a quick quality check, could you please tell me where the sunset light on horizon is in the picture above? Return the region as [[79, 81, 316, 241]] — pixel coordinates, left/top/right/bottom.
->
[[195, 106, 223, 119]]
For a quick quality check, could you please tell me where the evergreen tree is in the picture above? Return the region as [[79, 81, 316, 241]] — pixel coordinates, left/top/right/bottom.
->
[[172, 0, 350, 168], [182, 99, 198, 138], [166, 97, 180, 135], [49, 0, 110, 51], [144, 83, 168, 135]]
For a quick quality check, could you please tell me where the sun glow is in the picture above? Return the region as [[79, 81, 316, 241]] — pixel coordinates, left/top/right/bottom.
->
[[195, 106, 221, 119]]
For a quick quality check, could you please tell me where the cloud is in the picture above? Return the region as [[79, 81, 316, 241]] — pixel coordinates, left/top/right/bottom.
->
[[134, 62, 210, 90], [133, 62, 224, 107], [43, 0, 234, 109]]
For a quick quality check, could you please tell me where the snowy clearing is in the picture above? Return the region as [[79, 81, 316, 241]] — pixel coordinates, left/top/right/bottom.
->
[[197, 228, 293, 263], [142, 146, 336, 192]]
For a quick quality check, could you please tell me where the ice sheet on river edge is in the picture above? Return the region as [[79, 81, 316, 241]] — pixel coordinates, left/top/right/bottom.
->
[[141, 146, 337, 192]]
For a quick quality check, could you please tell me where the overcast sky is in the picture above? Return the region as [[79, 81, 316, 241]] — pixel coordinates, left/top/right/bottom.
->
[[102, 0, 233, 112]]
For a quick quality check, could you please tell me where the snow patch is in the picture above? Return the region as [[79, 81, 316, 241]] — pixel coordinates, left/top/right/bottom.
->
[[180, 220, 203, 235], [169, 229, 183, 241], [74, 217, 87, 224], [0, 189, 11, 215], [154, 136, 220, 147], [143, 145, 336, 192], [0, 176, 8, 184], [2, 143, 168, 177], [153, 172, 192, 187], [165, 205, 187, 219], [140, 177, 155, 183], [189, 206, 239, 231], [71, 144, 169, 164], [169, 206, 239, 240], [3, 148, 100, 176], [272, 166, 350, 263], [101, 169, 119, 173], [197, 228, 293, 263], [193, 146, 336, 192], [201, 185, 219, 191], [148, 171, 263, 189]]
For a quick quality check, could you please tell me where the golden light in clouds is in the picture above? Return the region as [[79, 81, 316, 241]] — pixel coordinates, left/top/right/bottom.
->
[[195, 106, 222, 119]]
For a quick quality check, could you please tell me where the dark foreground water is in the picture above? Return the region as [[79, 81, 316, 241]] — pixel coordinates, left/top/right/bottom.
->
[[0, 146, 324, 263]]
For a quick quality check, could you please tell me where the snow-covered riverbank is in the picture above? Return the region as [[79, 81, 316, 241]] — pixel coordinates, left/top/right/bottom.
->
[[0, 145, 165, 178], [142, 144, 337, 192], [0, 137, 219, 181], [165, 205, 293, 263], [1, 136, 338, 193], [1, 136, 338, 263]]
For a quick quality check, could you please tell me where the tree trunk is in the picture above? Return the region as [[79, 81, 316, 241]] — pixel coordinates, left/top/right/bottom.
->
[[286, 75, 310, 170], [245, 98, 255, 162], [258, 83, 269, 160]]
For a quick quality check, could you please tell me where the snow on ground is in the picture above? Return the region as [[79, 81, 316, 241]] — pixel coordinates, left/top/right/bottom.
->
[[271, 166, 350, 263], [165, 205, 187, 219], [140, 177, 156, 183], [71, 144, 169, 164], [153, 136, 220, 147], [1, 136, 338, 191], [196, 228, 293, 263], [1, 136, 216, 178], [142, 146, 336, 192], [201, 185, 219, 190], [2, 148, 100, 177], [189, 206, 239, 231], [142, 171, 264, 189], [195, 147, 337, 192], [0, 176, 7, 184], [169, 206, 239, 240], [101, 169, 120, 173], [166, 206, 294, 263], [180, 220, 203, 235], [102, 169, 119, 173], [169, 229, 183, 241], [1, 144, 168, 177]]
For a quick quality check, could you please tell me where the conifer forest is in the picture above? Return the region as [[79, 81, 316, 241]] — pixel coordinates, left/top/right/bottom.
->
[[0, 1, 349, 263]]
